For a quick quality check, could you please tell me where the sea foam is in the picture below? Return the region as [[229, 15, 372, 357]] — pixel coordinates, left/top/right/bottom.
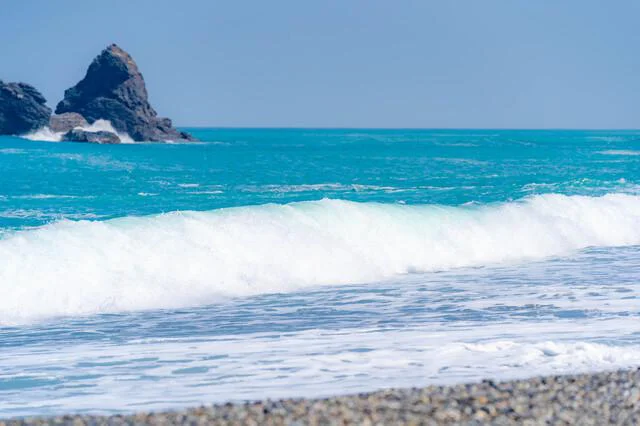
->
[[1, 193, 639, 322], [22, 119, 134, 143]]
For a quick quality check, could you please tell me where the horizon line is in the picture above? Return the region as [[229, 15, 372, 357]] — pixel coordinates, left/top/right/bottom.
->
[[175, 126, 640, 131]]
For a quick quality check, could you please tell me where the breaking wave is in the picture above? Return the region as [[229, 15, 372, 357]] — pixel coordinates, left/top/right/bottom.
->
[[22, 119, 134, 143], [1, 193, 640, 322]]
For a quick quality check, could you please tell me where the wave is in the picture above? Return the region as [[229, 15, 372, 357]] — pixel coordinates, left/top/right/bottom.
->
[[1, 193, 640, 322], [598, 150, 640, 156], [238, 183, 401, 194], [22, 119, 134, 143]]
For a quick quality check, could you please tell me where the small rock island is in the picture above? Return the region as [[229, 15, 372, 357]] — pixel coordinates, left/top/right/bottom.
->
[[0, 81, 51, 135], [0, 44, 195, 143]]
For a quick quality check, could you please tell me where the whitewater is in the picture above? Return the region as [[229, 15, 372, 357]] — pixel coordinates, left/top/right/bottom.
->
[[0, 128, 639, 417], [1, 194, 640, 322], [22, 119, 135, 143]]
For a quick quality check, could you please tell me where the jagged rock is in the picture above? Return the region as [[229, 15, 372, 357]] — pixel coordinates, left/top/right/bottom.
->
[[62, 129, 121, 144], [49, 112, 89, 133], [0, 80, 52, 135], [55, 44, 194, 142]]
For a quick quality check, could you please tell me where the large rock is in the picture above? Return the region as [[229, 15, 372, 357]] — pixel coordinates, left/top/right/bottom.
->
[[62, 129, 121, 144], [0, 80, 52, 135], [55, 44, 194, 142], [49, 112, 89, 133]]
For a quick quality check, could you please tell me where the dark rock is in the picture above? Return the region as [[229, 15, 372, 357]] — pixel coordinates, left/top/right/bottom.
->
[[55, 44, 195, 142], [0, 80, 52, 135], [62, 129, 121, 144], [49, 112, 89, 133]]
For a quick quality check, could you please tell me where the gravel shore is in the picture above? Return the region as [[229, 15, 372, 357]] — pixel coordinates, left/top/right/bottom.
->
[[2, 368, 639, 425]]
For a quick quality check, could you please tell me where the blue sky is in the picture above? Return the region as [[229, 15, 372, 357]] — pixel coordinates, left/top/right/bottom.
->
[[1, 0, 639, 128]]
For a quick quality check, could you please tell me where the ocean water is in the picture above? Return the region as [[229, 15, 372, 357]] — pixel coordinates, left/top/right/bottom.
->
[[0, 128, 639, 417]]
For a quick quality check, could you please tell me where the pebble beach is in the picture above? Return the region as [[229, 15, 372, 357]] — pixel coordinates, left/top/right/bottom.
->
[[3, 368, 639, 425], [2, 2, 640, 425]]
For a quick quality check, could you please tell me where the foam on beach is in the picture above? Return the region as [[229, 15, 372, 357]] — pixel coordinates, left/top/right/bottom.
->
[[1, 319, 640, 417]]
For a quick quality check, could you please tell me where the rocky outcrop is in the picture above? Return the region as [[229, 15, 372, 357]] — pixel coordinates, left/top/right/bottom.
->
[[62, 129, 120, 144], [55, 44, 194, 142], [0, 80, 52, 135], [49, 112, 89, 133]]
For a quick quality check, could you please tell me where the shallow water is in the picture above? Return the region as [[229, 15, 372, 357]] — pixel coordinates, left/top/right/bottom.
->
[[0, 129, 639, 416]]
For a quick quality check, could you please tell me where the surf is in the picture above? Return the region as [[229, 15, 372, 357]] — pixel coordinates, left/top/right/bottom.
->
[[1, 193, 639, 322], [21, 119, 134, 143]]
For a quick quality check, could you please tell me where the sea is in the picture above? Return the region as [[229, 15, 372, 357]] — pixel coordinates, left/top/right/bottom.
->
[[0, 128, 639, 417]]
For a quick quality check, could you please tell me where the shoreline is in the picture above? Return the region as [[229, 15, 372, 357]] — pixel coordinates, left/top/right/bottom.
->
[[2, 368, 638, 425]]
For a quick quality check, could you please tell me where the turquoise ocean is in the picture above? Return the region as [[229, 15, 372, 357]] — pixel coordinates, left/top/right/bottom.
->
[[0, 129, 639, 417]]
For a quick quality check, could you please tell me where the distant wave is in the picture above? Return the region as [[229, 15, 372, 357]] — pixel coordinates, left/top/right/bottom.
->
[[238, 183, 401, 193], [1, 193, 639, 322], [598, 150, 640, 156], [22, 119, 134, 143]]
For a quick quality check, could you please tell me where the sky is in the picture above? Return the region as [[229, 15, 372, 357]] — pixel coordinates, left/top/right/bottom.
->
[[1, 0, 639, 128]]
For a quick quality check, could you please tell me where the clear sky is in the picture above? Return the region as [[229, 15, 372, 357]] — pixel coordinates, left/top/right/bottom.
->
[[1, 0, 639, 128]]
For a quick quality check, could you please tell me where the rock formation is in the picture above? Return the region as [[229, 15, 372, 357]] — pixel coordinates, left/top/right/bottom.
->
[[55, 44, 194, 142], [49, 112, 89, 133], [0, 80, 52, 135], [62, 128, 121, 144]]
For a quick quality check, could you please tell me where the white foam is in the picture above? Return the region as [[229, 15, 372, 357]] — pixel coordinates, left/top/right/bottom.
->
[[21, 119, 134, 143], [0, 148, 28, 155], [239, 183, 402, 193], [22, 126, 63, 142], [81, 119, 134, 143], [2, 325, 640, 415], [12, 194, 83, 200], [1, 193, 640, 322], [598, 150, 640, 156]]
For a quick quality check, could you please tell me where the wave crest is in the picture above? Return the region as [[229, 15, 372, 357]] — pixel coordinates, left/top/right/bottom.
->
[[1, 194, 640, 322]]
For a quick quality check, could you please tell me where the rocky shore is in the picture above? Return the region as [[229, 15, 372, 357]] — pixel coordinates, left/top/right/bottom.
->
[[2, 369, 639, 425], [0, 81, 51, 135], [1, 44, 194, 143]]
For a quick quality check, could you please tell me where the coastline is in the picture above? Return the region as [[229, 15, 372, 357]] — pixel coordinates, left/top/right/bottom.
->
[[3, 368, 638, 425]]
